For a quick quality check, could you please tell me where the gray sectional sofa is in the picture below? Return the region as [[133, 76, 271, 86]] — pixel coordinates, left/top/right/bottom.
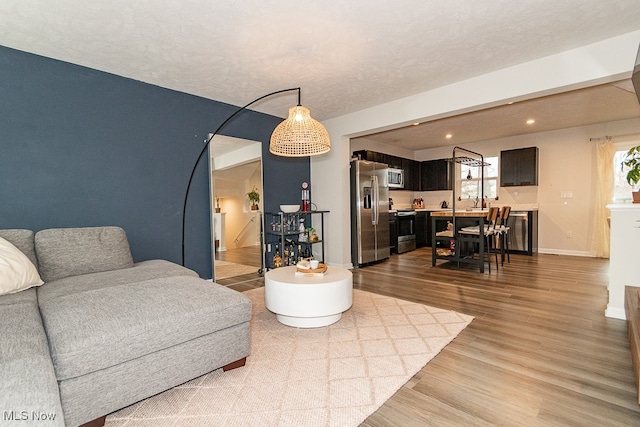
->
[[0, 226, 252, 427]]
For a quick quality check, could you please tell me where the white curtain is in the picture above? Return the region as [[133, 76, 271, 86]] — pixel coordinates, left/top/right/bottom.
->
[[590, 138, 616, 258]]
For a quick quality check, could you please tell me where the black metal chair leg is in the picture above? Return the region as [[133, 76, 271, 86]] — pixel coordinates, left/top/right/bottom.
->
[[506, 233, 510, 263], [486, 235, 491, 273]]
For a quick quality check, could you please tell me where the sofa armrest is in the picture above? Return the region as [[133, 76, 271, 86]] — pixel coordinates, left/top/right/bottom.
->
[[0, 289, 65, 426]]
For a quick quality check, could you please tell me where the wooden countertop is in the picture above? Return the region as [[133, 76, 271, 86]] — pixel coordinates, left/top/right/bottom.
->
[[430, 210, 489, 217]]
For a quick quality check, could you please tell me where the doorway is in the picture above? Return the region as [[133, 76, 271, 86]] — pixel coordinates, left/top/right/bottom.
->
[[209, 135, 264, 283]]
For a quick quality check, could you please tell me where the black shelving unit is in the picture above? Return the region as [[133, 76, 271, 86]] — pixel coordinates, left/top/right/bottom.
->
[[264, 210, 329, 270]]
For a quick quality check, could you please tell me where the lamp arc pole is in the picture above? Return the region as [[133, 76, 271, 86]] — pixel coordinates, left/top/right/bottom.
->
[[181, 87, 301, 267]]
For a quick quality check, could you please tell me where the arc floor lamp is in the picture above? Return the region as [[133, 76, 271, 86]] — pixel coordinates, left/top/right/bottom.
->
[[181, 87, 331, 266]]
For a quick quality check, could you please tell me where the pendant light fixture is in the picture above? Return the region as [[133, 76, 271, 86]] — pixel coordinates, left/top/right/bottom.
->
[[269, 98, 331, 156], [181, 87, 330, 266]]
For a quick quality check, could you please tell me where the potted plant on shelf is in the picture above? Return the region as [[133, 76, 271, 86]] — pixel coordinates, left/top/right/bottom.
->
[[622, 146, 640, 203], [247, 187, 260, 210]]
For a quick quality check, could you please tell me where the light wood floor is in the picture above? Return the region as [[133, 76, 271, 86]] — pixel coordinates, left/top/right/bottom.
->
[[214, 246, 264, 284], [227, 248, 640, 426], [214, 245, 263, 268]]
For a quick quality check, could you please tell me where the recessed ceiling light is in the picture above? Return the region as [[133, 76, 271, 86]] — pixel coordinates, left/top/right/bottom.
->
[[508, 101, 514, 105], [445, 134, 453, 139], [412, 122, 420, 126], [526, 119, 535, 125]]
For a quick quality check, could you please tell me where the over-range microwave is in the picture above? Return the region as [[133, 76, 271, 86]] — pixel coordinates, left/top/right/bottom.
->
[[388, 168, 404, 189]]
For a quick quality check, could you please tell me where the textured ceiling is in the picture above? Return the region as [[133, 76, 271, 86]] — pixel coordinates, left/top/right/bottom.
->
[[1, 0, 640, 149], [354, 80, 640, 150]]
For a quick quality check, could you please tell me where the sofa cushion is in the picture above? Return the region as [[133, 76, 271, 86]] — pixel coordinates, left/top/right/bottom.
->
[[0, 229, 37, 266], [0, 236, 44, 296], [35, 226, 134, 282], [38, 276, 252, 381], [0, 286, 38, 307], [37, 259, 198, 301], [0, 288, 65, 427]]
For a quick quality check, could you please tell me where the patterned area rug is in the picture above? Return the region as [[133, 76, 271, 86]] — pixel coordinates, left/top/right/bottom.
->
[[105, 288, 473, 427], [214, 260, 260, 279]]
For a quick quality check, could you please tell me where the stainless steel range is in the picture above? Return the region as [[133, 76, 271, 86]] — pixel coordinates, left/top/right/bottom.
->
[[395, 209, 416, 253]]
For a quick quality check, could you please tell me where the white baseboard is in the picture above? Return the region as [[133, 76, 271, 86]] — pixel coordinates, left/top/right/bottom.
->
[[537, 248, 593, 257], [326, 261, 354, 269], [605, 305, 626, 320]]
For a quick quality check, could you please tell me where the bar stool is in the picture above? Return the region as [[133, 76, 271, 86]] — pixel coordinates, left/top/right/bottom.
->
[[497, 206, 511, 266], [459, 207, 500, 272]]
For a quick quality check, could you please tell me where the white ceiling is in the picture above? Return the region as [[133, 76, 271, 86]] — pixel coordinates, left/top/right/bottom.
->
[[354, 79, 640, 150], [1, 0, 640, 150]]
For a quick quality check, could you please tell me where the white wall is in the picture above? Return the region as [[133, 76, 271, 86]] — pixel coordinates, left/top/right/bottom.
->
[[219, 167, 263, 248], [312, 30, 640, 267]]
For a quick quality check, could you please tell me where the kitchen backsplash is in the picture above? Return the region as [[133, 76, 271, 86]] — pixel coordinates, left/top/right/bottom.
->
[[391, 188, 538, 210], [390, 190, 453, 209]]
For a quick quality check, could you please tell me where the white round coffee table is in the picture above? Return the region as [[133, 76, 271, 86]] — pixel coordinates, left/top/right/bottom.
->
[[264, 265, 353, 328]]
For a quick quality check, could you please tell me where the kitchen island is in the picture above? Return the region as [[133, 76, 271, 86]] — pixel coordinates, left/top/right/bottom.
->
[[431, 210, 490, 273]]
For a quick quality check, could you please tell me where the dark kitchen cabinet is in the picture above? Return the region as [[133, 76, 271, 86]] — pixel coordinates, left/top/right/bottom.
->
[[420, 159, 452, 191], [385, 154, 402, 169], [352, 150, 401, 168], [500, 147, 538, 187], [353, 150, 383, 164], [402, 158, 421, 191], [412, 161, 421, 190], [389, 214, 397, 254], [402, 158, 414, 190], [353, 150, 419, 189], [415, 211, 427, 247]]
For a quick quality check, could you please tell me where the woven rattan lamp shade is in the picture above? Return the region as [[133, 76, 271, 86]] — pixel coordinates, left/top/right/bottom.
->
[[269, 105, 331, 157]]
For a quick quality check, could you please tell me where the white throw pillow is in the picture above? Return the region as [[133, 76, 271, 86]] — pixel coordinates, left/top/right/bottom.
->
[[0, 236, 44, 295]]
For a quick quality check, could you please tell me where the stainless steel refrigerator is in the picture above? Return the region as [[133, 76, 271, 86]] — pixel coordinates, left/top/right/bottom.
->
[[351, 159, 390, 267]]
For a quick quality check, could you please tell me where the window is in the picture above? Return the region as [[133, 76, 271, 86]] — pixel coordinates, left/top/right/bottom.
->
[[614, 148, 635, 203], [459, 156, 499, 200]]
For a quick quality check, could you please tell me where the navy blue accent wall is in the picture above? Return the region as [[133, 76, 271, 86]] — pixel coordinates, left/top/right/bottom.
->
[[0, 46, 309, 278]]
